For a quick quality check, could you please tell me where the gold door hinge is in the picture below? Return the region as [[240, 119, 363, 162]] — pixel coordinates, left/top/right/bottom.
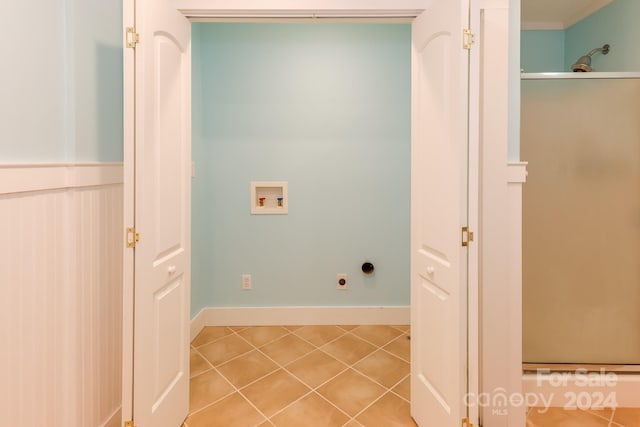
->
[[124, 421, 136, 427], [462, 226, 474, 247], [126, 27, 140, 48], [126, 227, 140, 248], [462, 417, 474, 427], [463, 28, 475, 50]]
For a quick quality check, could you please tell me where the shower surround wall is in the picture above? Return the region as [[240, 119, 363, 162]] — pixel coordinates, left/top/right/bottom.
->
[[521, 78, 640, 364], [521, 0, 640, 73], [191, 23, 411, 317], [564, 0, 640, 72]]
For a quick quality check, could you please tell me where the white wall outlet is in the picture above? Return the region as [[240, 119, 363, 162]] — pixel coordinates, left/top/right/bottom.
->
[[242, 274, 252, 290], [336, 274, 348, 290]]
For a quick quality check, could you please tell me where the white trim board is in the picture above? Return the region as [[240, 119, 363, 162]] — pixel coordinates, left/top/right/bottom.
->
[[521, 0, 613, 30], [522, 72, 640, 80], [190, 306, 410, 340], [507, 161, 528, 183], [174, 0, 428, 18], [0, 163, 124, 195]]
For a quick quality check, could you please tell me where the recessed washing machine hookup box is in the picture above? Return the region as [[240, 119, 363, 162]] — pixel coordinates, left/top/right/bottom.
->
[[250, 181, 288, 214]]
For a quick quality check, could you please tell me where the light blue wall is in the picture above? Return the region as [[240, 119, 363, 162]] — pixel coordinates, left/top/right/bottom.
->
[[518, 0, 639, 159], [565, 0, 640, 72], [1, 2, 66, 161], [0, 0, 122, 162], [521, 31, 565, 73], [69, 0, 123, 161], [191, 23, 411, 316], [521, 0, 639, 74]]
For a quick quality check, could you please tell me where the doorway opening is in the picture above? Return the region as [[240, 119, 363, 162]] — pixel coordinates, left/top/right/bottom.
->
[[188, 21, 413, 424], [123, 2, 480, 424]]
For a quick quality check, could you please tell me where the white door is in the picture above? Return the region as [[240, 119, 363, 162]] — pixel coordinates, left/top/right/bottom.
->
[[410, 0, 470, 425], [132, 0, 191, 425]]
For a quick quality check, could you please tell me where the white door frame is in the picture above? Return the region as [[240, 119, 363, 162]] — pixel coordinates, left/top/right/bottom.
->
[[122, 0, 135, 422], [123, 1, 518, 426]]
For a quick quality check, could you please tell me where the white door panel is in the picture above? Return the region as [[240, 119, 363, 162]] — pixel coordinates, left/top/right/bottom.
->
[[133, 0, 191, 425], [410, 0, 470, 425]]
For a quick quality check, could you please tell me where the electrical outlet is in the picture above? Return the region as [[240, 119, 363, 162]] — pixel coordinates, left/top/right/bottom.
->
[[336, 274, 347, 290], [242, 274, 252, 290]]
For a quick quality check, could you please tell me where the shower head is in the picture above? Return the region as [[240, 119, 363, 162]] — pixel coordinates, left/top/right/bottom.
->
[[571, 44, 610, 72]]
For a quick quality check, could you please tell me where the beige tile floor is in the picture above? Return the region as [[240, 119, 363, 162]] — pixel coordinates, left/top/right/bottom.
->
[[186, 325, 413, 427], [186, 325, 640, 427], [527, 406, 640, 427]]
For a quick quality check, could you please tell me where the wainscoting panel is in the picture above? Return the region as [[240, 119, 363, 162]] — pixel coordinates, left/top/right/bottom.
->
[[0, 164, 123, 427]]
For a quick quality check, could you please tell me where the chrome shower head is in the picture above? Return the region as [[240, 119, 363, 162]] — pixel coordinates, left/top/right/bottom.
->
[[571, 44, 610, 72]]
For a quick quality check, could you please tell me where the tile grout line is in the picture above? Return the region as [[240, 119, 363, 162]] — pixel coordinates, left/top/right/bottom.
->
[[287, 358, 350, 390], [257, 329, 323, 367], [386, 373, 412, 404], [250, 327, 352, 424], [350, 347, 410, 381], [275, 330, 408, 424], [188, 333, 274, 423], [290, 326, 351, 349], [198, 327, 285, 373], [215, 326, 352, 424], [254, 326, 384, 424], [350, 328, 406, 346], [350, 389, 399, 423], [189, 346, 215, 380], [337, 328, 409, 362], [344, 369, 412, 421], [230, 329, 320, 390], [189, 328, 276, 418], [191, 326, 236, 348], [235, 328, 357, 422], [585, 408, 619, 424], [340, 372, 412, 427], [193, 325, 408, 351], [189, 325, 412, 426], [185, 363, 239, 417], [608, 407, 625, 427], [192, 326, 345, 414], [318, 328, 411, 423], [263, 389, 335, 423], [234, 326, 292, 349], [234, 385, 272, 425]]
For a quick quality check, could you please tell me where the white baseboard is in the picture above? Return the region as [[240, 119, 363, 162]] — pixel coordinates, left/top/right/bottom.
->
[[190, 306, 410, 341], [190, 309, 207, 342], [523, 372, 640, 408]]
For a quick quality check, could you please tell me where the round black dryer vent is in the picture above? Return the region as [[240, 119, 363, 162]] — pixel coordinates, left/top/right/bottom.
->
[[361, 262, 375, 274]]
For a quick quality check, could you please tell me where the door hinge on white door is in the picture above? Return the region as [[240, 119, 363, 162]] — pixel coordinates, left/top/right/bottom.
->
[[462, 226, 474, 247], [463, 28, 475, 50], [126, 227, 140, 248], [126, 27, 140, 48], [462, 417, 474, 427]]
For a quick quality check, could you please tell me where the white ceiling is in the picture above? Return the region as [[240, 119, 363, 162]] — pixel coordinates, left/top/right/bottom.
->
[[522, 0, 613, 30]]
